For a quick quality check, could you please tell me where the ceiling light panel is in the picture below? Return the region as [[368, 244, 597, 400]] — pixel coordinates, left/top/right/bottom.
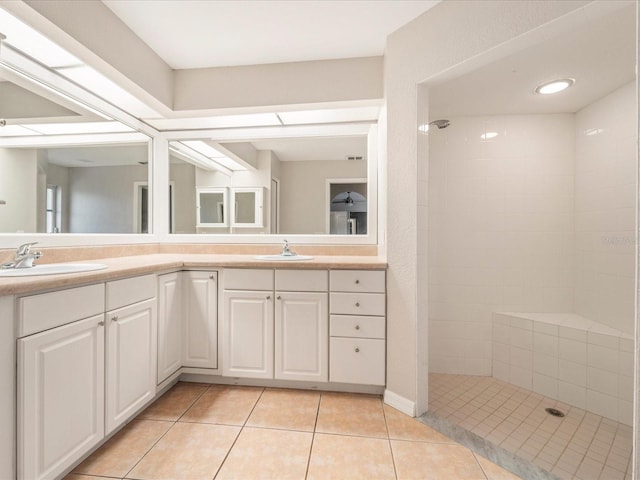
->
[[278, 106, 380, 125], [144, 113, 282, 130], [26, 121, 135, 135], [0, 8, 80, 68], [180, 140, 246, 171]]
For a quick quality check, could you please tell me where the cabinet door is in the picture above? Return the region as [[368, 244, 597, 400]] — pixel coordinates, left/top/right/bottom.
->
[[183, 271, 218, 369], [223, 290, 273, 379], [106, 298, 157, 434], [18, 314, 105, 480], [157, 272, 183, 383], [275, 292, 328, 382]]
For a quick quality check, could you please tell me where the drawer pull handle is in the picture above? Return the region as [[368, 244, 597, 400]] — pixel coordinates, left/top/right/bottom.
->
[[355, 325, 360, 330], [98, 320, 105, 327], [266, 295, 271, 300], [277, 295, 281, 300], [355, 279, 360, 284], [355, 302, 360, 307], [355, 347, 360, 353], [111, 315, 118, 322]]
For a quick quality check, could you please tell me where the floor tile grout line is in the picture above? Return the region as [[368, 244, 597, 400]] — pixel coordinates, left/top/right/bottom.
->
[[120, 417, 177, 479], [173, 382, 211, 423], [470, 451, 492, 480], [304, 390, 324, 480], [380, 399, 399, 480], [212, 386, 265, 480]]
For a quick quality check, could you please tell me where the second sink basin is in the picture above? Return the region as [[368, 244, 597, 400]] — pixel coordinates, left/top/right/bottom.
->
[[255, 255, 314, 261], [0, 263, 108, 277]]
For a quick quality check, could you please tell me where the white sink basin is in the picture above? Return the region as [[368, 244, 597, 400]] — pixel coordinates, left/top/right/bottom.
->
[[255, 255, 314, 261], [0, 263, 108, 277]]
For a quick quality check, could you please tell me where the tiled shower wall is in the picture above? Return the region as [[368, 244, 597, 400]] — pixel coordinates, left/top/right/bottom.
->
[[574, 82, 636, 335], [428, 114, 576, 375], [428, 82, 636, 375]]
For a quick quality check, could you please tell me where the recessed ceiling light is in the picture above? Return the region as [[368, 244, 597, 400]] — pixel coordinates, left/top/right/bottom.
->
[[535, 78, 575, 95], [481, 132, 498, 140]]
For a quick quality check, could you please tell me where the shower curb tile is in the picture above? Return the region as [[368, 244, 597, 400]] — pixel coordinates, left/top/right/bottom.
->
[[419, 411, 561, 480]]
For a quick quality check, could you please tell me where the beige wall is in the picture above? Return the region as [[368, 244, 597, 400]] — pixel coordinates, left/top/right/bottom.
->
[[279, 160, 367, 235], [384, 0, 590, 414], [0, 148, 38, 233]]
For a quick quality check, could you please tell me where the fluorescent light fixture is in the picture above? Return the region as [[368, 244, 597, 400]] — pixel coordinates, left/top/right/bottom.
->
[[481, 131, 498, 140], [278, 106, 380, 125], [26, 121, 135, 135], [534, 78, 575, 95], [0, 8, 80, 68], [0, 124, 41, 136], [57, 65, 161, 118], [146, 113, 281, 130], [181, 140, 247, 171], [172, 141, 232, 175]]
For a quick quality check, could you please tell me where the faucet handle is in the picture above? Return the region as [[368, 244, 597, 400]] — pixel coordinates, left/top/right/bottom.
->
[[17, 242, 38, 255]]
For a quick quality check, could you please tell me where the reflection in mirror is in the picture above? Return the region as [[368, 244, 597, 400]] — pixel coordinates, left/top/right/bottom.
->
[[169, 134, 368, 235], [0, 72, 151, 234]]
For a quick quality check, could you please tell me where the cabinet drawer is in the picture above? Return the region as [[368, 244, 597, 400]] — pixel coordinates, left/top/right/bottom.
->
[[18, 283, 105, 337], [330, 315, 385, 339], [330, 270, 385, 293], [330, 337, 385, 386], [224, 268, 273, 291], [330, 292, 385, 316], [275, 269, 327, 292], [106, 274, 156, 310]]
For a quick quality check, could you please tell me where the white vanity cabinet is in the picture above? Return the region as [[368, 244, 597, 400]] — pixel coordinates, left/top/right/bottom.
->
[[157, 272, 183, 384], [329, 270, 386, 386], [274, 270, 328, 382], [182, 271, 218, 369], [105, 275, 157, 434], [17, 284, 106, 480], [222, 269, 329, 382], [223, 269, 274, 378]]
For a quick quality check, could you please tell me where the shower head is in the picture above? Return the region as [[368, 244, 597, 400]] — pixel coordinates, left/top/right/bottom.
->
[[429, 119, 450, 129]]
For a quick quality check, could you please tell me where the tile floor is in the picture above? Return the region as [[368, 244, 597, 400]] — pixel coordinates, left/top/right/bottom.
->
[[65, 381, 520, 480], [428, 373, 633, 480]]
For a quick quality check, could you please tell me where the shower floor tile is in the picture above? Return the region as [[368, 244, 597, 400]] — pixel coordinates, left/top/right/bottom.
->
[[428, 373, 632, 480]]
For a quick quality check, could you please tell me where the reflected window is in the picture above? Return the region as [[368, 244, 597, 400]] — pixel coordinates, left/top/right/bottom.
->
[[45, 184, 60, 233]]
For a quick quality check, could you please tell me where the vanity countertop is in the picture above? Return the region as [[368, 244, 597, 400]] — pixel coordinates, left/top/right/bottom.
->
[[0, 253, 388, 296]]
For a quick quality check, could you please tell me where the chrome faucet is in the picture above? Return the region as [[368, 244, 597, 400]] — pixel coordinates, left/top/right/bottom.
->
[[1, 242, 42, 269], [281, 239, 296, 257]]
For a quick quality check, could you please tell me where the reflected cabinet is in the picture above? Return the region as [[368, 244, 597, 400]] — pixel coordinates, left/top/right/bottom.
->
[[196, 187, 228, 227], [196, 187, 263, 229]]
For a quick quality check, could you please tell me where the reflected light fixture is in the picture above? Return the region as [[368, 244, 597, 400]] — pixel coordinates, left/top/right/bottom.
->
[[481, 131, 498, 140], [535, 78, 575, 95]]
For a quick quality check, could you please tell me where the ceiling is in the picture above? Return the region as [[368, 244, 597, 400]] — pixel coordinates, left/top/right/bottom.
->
[[102, 0, 439, 69], [429, 3, 636, 118], [45, 144, 148, 167], [248, 135, 367, 162]]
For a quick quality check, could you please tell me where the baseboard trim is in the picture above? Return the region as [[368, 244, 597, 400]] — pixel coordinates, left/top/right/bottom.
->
[[383, 389, 415, 417]]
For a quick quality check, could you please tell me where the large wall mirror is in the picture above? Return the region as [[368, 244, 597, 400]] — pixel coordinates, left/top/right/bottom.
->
[[0, 70, 152, 235], [168, 127, 376, 237]]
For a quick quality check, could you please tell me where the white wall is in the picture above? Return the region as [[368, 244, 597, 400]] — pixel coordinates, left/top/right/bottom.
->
[[45, 163, 70, 233], [279, 160, 367, 234], [428, 114, 576, 375], [0, 148, 38, 233], [574, 82, 636, 334]]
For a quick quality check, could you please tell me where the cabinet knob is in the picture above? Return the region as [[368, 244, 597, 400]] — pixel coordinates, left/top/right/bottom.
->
[[266, 295, 271, 300], [355, 325, 360, 330], [355, 347, 360, 353], [98, 320, 105, 327], [111, 315, 118, 322], [209, 275, 215, 280], [355, 279, 360, 284], [355, 302, 360, 307], [277, 295, 281, 300]]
